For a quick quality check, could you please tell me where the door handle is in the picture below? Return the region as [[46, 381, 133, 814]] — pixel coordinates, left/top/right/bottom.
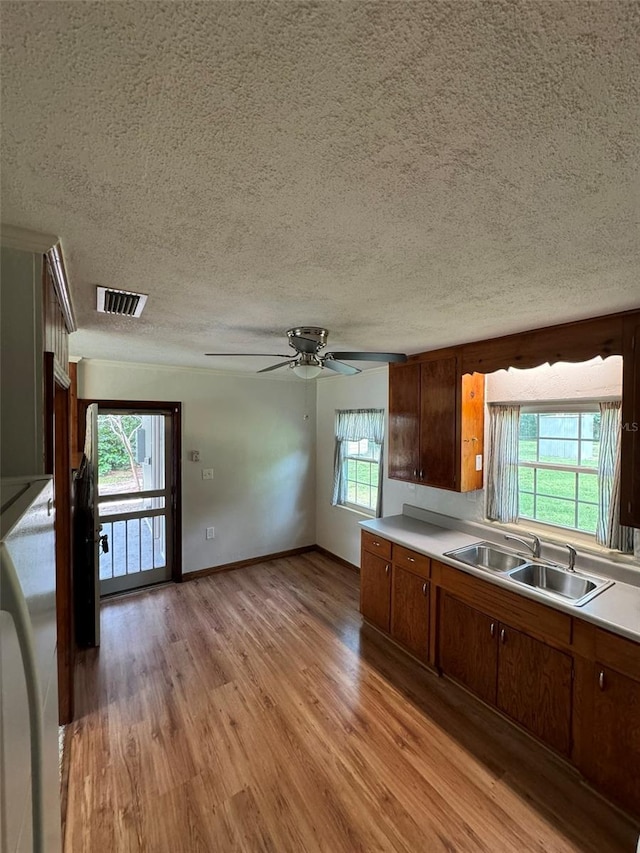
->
[[407, 556, 415, 563], [419, 469, 424, 479], [490, 622, 495, 638], [385, 564, 390, 575], [500, 628, 506, 644], [422, 582, 427, 596], [99, 534, 109, 554], [598, 670, 605, 690]]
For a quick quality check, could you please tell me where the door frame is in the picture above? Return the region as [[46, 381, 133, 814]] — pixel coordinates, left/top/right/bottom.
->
[[77, 399, 183, 583]]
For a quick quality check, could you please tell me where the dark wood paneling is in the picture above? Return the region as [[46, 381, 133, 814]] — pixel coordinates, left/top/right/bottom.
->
[[594, 627, 640, 682], [496, 624, 573, 756], [68, 362, 82, 469], [439, 593, 498, 706], [620, 312, 640, 527], [590, 666, 640, 816], [388, 362, 421, 481], [361, 530, 392, 560], [460, 372, 484, 492], [435, 561, 572, 647], [419, 356, 458, 489], [461, 313, 624, 375], [392, 543, 430, 579], [391, 566, 429, 662], [360, 549, 391, 632], [54, 383, 74, 723], [43, 257, 69, 372]]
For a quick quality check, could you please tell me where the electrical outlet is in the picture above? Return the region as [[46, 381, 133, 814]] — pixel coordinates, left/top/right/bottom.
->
[[206, 527, 215, 540], [202, 468, 214, 480]]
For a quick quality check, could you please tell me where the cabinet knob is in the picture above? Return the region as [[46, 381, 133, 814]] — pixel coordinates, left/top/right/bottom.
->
[[372, 541, 379, 547], [598, 670, 605, 690], [490, 622, 495, 638], [422, 582, 427, 596], [500, 628, 506, 644], [407, 556, 415, 563], [385, 564, 390, 575]]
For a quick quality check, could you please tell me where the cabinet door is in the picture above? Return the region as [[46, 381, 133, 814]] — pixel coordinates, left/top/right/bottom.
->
[[420, 357, 458, 489], [360, 550, 391, 633], [590, 665, 640, 815], [438, 594, 498, 705], [497, 625, 572, 756], [620, 313, 640, 527], [391, 566, 429, 662], [388, 362, 421, 481]]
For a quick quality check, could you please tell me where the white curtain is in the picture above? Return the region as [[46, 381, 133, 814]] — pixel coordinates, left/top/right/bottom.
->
[[331, 409, 385, 517], [486, 405, 521, 523], [597, 401, 634, 552]]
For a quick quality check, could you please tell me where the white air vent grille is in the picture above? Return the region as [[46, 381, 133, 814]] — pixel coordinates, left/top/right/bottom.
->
[[97, 287, 148, 318]]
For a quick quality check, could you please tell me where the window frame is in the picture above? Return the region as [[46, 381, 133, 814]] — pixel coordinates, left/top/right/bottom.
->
[[340, 437, 381, 517], [517, 404, 602, 536]]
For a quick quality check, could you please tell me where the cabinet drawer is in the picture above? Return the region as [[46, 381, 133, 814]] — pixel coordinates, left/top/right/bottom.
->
[[392, 544, 430, 579], [361, 531, 392, 559]]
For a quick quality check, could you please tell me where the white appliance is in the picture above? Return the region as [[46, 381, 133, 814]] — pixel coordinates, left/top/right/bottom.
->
[[1, 477, 61, 853]]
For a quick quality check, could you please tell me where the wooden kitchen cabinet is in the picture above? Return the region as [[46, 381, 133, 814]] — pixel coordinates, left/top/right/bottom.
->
[[388, 352, 484, 492], [436, 566, 573, 757], [496, 624, 572, 756], [620, 312, 640, 527], [590, 666, 640, 815], [391, 566, 430, 662], [438, 594, 498, 706], [360, 548, 391, 633]]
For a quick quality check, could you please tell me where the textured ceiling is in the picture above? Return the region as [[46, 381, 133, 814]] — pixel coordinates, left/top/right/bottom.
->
[[1, 1, 639, 375]]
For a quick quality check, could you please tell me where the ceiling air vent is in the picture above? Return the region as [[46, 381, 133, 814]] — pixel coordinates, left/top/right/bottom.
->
[[97, 286, 148, 318]]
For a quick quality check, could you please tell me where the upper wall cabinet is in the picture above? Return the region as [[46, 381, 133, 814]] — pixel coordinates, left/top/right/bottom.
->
[[620, 314, 639, 527], [389, 351, 484, 492]]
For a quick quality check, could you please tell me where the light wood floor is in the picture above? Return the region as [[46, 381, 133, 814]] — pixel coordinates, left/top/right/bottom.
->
[[64, 552, 639, 852]]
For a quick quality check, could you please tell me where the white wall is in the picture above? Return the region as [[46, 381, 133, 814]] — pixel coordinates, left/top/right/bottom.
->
[[486, 356, 622, 402], [0, 247, 44, 476], [315, 358, 624, 567], [79, 360, 316, 575]]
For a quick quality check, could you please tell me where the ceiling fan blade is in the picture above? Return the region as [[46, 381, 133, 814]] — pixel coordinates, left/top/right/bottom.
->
[[256, 359, 297, 373], [325, 351, 408, 363], [204, 353, 292, 357], [323, 358, 361, 376]]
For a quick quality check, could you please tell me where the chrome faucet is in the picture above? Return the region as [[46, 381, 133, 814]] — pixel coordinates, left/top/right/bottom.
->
[[504, 533, 541, 559], [565, 544, 577, 573]]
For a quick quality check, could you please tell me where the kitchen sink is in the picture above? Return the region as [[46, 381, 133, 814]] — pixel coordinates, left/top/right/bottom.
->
[[444, 542, 529, 573], [508, 563, 612, 606]]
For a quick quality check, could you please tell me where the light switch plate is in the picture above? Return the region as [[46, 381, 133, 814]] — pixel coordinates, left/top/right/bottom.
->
[[475, 454, 483, 472]]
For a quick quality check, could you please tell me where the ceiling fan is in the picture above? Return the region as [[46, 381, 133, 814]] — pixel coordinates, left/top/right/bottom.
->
[[205, 327, 408, 378]]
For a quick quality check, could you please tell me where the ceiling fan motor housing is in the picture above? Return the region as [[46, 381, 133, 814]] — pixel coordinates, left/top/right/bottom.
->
[[287, 327, 328, 353]]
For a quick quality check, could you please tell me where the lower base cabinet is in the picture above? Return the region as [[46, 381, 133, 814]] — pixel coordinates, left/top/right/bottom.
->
[[439, 594, 497, 706], [438, 593, 573, 756], [496, 624, 572, 756], [360, 549, 391, 633], [391, 566, 430, 662]]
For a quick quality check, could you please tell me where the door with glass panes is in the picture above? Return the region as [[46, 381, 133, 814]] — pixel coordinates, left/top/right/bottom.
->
[[97, 410, 173, 595]]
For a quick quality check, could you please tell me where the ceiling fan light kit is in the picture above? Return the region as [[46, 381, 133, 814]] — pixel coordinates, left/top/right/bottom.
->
[[205, 327, 407, 378]]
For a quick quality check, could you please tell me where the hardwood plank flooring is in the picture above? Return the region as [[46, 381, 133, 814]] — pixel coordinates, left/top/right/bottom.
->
[[64, 553, 639, 852]]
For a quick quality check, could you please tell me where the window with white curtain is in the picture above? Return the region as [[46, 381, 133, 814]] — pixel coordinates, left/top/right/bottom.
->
[[487, 399, 635, 553], [332, 409, 384, 517]]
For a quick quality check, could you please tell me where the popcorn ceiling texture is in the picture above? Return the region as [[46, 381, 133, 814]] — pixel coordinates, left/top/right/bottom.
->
[[1, 1, 639, 372]]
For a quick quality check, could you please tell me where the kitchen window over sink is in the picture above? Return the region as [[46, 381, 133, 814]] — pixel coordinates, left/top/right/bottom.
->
[[487, 401, 636, 553]]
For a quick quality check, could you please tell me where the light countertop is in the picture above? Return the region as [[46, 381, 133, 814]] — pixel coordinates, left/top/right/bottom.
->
[[360, 514, 640, 643]]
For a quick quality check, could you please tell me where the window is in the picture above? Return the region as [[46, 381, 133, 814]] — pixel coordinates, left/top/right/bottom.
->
[[518, 409, 600, 534], [331, 409, 384, 517], [343, 438, 381, 513]]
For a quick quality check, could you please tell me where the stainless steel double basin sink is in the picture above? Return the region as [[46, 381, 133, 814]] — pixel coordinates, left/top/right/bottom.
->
[[443, 541, 613, 607]]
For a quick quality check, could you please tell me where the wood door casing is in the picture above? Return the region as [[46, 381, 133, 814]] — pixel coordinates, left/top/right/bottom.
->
[[419, 357, 457, 489], [391, 566, 429, 662], [590, 665, 640, 816], [388, 362, 420, 481], [360, 550, 391, 633], [438, 593, 498, 706], [497, 624, 573, 756]]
